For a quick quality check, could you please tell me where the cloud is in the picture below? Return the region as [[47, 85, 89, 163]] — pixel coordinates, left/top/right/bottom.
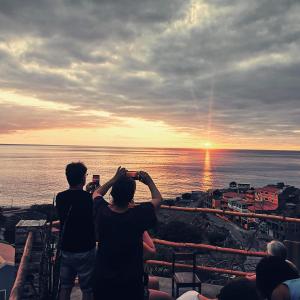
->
[[0, 0, 299, 147]]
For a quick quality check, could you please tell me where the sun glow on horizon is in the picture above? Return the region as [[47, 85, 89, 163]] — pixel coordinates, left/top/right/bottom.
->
[[203, 142, 213, 149]]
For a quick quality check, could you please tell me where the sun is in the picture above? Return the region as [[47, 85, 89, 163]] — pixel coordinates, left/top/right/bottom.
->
[[203, 142, 213, 149]]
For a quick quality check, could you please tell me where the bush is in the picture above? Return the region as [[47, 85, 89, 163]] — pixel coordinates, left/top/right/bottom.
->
[[30, 204, 58, 221], [156, 220, 202, 243], [207, 231, 226, 245], [182, 193, 191, 200]]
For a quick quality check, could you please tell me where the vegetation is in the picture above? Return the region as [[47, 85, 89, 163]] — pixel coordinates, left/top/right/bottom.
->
[[30, 204, 58, 221], [155, 220, 203, 243]]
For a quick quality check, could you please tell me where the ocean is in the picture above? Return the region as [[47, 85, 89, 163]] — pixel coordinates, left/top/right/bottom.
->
[[1, 144, 300, 206]]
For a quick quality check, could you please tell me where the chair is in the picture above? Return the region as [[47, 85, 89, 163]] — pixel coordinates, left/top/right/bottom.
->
[[171, 252, 201, 297]]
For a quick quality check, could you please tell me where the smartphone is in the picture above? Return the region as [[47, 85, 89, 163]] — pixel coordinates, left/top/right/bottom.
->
[[92, 175, 100, 186], [126, 171, 139, 180]]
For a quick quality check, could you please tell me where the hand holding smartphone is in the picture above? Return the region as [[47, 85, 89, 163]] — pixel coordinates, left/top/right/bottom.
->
[[126, 171, 140, 180]]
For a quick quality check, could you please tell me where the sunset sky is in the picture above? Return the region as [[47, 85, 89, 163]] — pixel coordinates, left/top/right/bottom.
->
[[0, 0, 300, 150]]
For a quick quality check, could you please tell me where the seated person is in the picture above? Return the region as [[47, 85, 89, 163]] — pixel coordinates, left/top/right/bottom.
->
[[177, 278, 261, 300], [267, 240, 298, 273], [256, 256, 300, 300], [246, 240, 299, 281]]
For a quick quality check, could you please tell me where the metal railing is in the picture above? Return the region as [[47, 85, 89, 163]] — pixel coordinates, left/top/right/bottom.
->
[[146, 260, 251, 277], [160, 205, 300, 223], [152, 238, 267, 257], [9, 232, 33, 300]]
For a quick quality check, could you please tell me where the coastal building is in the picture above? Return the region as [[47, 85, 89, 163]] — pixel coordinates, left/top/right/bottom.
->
[[227, 199, 257, 229], [228, 182, 251, 193], [229, 181, 237, 191], [256, 185, 281, 206], [0, 242, 16, 300], [265, 186, 300, 241], [204, 183, 300, 234], [237, 183, 251, 193]]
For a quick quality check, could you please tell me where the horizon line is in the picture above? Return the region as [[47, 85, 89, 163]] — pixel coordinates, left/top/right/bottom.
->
[[0, 142, 299, 152]]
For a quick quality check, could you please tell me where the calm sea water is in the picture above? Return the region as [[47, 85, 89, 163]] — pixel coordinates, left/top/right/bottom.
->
[[0, 144, 300, 206]]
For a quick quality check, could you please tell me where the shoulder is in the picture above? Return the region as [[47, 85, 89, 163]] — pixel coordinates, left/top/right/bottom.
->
[[57, 190, 69, 197], [135, 202, 155, 211], [94, 196, 108, 210], [272, 284, 290, 300], [56, 190, 69, 202]]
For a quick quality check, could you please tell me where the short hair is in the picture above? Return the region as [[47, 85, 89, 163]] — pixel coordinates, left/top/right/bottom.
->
[[65, 162, 87, 187], [256, 256, 299, 299], [267, 240, 287, 260], [111, 177, 136, 207], [217, 278, 260, 300]]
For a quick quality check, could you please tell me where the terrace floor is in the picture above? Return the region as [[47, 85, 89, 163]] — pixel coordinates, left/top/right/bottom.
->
[[71, 277, 222, 299]]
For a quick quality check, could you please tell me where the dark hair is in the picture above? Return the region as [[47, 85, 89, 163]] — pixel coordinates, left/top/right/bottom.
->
[[65, 162, 87, 187], [256, 256, 299, 299], [111, 177, 136, 207], [218, 278, 260, 300]]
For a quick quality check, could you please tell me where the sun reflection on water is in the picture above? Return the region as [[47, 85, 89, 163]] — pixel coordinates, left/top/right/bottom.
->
[[202, 150, 213, 191]]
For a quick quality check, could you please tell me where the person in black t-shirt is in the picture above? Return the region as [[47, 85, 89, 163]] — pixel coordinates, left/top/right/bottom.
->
[[93, 167, 162, 300], [56, 162, 96, 300]]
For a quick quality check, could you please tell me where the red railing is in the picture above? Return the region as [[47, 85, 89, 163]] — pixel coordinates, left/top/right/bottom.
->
[[49, 205, 300, 277], [9, 232, 33, 300], [152, 238, 267, 257], [160, 205, 300, 223], [146, 260, 251, 277]]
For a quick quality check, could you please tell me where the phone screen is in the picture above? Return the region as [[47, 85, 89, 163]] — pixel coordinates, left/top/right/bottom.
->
[[92, 175, 100, 185]]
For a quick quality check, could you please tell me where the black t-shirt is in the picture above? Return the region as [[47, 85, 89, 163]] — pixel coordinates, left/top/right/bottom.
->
[[56, 189, 96, 252], [94, 196, 157, 283]]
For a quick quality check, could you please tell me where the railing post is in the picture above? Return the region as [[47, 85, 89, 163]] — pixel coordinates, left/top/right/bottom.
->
[[10, 232, 33, 300], [13, 220, 47, 300]]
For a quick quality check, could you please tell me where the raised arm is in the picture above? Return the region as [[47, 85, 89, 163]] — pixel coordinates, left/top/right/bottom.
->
[[139, 171, 162, 209], [143, 231, 156, 257], [93, 167, 126, 199]]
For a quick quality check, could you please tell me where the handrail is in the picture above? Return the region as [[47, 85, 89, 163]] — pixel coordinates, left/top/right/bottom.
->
[[49, 205, 300, 224], [146, 260, 251, 277], [153, 238, 267, 257], [160, 205, 300, 223], [10, 232, 33, 300]]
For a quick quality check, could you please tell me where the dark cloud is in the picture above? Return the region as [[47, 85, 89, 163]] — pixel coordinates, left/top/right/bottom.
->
[[0, 0, 299, 146]]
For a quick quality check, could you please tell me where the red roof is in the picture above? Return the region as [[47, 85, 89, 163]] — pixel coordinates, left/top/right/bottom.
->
[[223, 192, 239, 198], [256, 186, 280, 193], [248, 201, 278, 212], [0, 242, 15, 265]]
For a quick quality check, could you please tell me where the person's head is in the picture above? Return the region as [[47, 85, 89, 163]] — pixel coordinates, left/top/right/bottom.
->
[[256, 256, 299, 299], [65, 162, 87, 188], [217, 278, 260, 300], [267, 240, 287, 260], [111, 176, 136, 208]]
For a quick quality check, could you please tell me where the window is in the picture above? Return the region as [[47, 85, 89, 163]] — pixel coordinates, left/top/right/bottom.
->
[[0, 290, 6, 300]]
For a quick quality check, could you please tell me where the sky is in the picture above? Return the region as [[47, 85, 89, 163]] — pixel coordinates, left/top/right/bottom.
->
[[0, 0, 300, 150]]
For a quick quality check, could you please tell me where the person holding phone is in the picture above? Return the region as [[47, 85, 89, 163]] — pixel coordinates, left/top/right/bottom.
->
[[92, 167, 162, 300], [56, 162, 96, 300]]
